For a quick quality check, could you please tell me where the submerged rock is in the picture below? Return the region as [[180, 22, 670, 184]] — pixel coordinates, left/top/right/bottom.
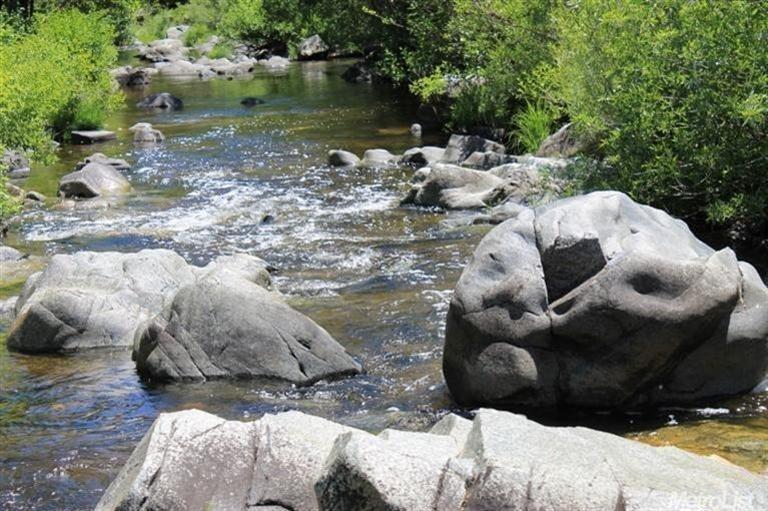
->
[[96, 408, 768, 511], [444, 191, 768, 408], [241, 97, 265, 107], [133, 270, 361, 383], [137, 92, 183, 110], [70, 130, 117, 144], [298, 34, 329, 60], [327, 149, 360, 167], [410, 123, 422, 137], [58, 162, 131, 199]]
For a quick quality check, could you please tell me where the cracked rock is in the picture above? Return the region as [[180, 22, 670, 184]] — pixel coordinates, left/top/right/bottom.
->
[[444, 191, 768, 408], [96, 408, 768, 511], [6, 250, 274, 353]]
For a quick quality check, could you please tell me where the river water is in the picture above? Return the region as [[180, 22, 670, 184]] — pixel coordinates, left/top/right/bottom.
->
[[0, 60, 766, 510]]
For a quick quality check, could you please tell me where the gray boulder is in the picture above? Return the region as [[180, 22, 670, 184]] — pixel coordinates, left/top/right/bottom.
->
[[139, 38, 187, 62], [166, 25, 190, 40], [133, 270, 360, 383], [400, 146, 445, 166], [97, 408, 768, 511], [6, 250, 199, 353], [328, 150, 360, 167], [298, 34, 329, 60], [2, 149, 30, 179], [401, 164, 504, 209], [444, 191, 768, 408], [536, 122, 585, 158], [130, 122, 165, 144], [461, 150, 514, 170], [441, 134, 505, 164], [137, 92, 183, 110], [0, 244, 24, 262], [5, 250, 274, 354], [410, 123, 422, 137], [75, 153, 130, 172], [110, 66, 154, 87], [360, 149, 398, 168], [58, 162, 131, 199]]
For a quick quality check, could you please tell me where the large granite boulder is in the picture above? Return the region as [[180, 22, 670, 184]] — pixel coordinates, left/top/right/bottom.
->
[[96, 408, 768, 511], [5, 251, 274, 353], [6, 250, 198, 353], [133, 270, 361, 383], [444, 191, 768, 408], [58, 162, 131, 199]]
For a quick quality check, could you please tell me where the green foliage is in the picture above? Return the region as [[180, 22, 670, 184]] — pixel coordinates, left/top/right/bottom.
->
[[37, 0, 142, 44], [72, 97, 108, 130], [514, 103, 557, 154], [554, 0, 768, 231], [0, 165, 22, 221], [183, 23, 210, 46], [0, 10, 119, 161], [208, 40, 233, 59]]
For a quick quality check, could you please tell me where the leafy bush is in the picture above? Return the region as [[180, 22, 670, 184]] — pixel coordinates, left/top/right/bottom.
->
[[514, 102, 557, 154], [554, 0, 768, 232], [208, 40, 233, 59], [0, 10, 119, 161], [183, 23, 210, 46], [0, 165, 22, 221]]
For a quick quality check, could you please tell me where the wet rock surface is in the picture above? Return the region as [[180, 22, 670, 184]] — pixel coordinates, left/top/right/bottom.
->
[[58, 162, 131, 199], [444, 191, 768, 408], [96, 408, 768, 511]]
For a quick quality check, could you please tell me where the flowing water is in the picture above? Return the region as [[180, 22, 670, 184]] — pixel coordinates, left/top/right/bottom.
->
[[0, 60, 766, 510]]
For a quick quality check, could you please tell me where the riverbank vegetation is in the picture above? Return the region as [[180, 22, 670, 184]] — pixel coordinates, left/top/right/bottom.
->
[[0, 9, 119, 161]]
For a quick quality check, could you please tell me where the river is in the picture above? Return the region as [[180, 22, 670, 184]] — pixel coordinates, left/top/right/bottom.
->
[[0, 60, 766, 510]]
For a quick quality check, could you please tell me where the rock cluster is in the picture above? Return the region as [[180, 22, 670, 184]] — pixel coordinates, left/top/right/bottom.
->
[[95, 408, 768, 511], [6, 250, 360, 384], [444, 191, 768, 408], [330, 134, 565, 215]]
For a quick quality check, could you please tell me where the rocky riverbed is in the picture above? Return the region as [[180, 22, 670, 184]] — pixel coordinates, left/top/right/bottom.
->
[[1, 59, 767, 510]]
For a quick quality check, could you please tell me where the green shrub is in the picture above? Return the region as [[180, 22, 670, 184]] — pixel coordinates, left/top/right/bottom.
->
[[0, 164, 22, 221], [554, 0, 768, 231], [208, 41, 234, 59], [0, 10, 119, 161], [72, 97, 108, 130], [183, 23, 211, 46], [514, 103, 557, 154]]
